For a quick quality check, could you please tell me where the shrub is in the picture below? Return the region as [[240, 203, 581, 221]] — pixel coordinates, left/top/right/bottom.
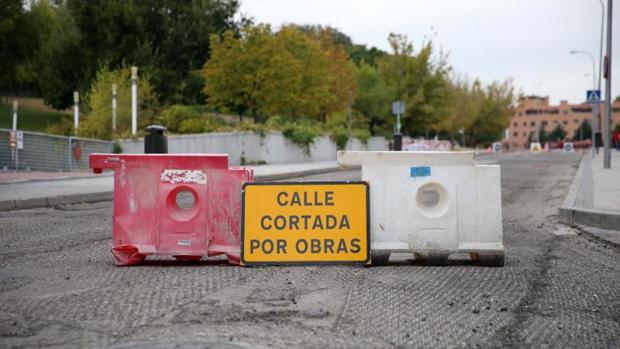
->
[[159, 105, 197, 133], [178, 117, 206, 133], [80, 65, 158, 140], [330, 127, 349, 150], [282, 121, 321, 156], [353, 128, 371, 145]]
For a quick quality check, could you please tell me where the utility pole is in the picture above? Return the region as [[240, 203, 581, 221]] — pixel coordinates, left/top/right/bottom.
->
[[347, 90, 352, 150], [570, 50, 598, 156], [73, 91, 79, 131], [112, 83, 117, 132], [131, 66, 138, 136], [12, 100, 17, 130], [597, 0, 605, 153], [603, 0, 612, 168]]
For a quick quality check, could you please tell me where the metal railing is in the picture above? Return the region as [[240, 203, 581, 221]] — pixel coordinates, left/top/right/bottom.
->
[[0, 128, 114, 172]]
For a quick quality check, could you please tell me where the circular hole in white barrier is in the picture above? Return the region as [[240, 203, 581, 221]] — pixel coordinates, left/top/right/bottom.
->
[[416, 182, 449, 218], [176, 190, 196, 210]]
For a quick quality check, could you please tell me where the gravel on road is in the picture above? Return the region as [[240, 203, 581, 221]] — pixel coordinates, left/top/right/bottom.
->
[[0, 154, 618, 348]]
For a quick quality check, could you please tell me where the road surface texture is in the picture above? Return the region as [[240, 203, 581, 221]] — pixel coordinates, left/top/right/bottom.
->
[[0, 153, 618, 348]]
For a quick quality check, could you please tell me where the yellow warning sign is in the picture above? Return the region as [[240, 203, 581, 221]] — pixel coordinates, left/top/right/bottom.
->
[[241, 182, 369, 265]]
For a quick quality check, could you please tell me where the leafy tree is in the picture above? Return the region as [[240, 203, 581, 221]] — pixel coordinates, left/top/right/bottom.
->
[[377, 34, 453, 137], [16, 0, 243, 109], [547, 123, 566, 142], [354, 61, 392, 134], [294, 24, 353, 47], [275, 25, 329, 120], [573, 119, 592, 141], [316, 27, 357, 123], [528, 126, 548, 144], [79, 65, 158, 139], [466, 79, 515, 146], [347, 45, 387, 67], [203, 25, 357, 123], [203, 25, 299, 121], [435, 78, 481, 145]]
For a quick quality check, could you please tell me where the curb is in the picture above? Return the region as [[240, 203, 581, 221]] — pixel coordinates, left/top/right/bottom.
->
[[0, 191, 114, 212], [558, 155, 620, 231], [254, 165, 343, 181], [0, 166, 343, 212]]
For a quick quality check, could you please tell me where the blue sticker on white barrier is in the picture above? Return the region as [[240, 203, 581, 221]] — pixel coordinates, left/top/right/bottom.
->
[[410, 166, 431, 178]]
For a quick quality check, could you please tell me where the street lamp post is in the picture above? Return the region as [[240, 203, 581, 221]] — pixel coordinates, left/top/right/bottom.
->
[[603, 0, 612, 168], [570, 50, 597, 156]]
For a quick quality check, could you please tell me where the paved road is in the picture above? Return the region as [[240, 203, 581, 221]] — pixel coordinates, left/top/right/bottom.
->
[[0, 153, 618, 348]]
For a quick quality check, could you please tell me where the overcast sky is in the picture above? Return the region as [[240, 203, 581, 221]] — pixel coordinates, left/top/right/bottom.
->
[[240, 0, 619, 105]]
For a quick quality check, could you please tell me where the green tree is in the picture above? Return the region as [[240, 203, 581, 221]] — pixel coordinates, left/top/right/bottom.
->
[[203, 25, 299, 121], [435, 78, 482, 145], [348, 45, 387, 67], [547, 123, 566, 142], [377, 34, 453, 137], [573, 119, 592, 141], [316, 27, 358, 123], [18, 0, 243, 109], [466, 79, 515, 146], [275, 25, 329, 120], [353, 61, 392, 134], [203, 24, 357, 123], [79, 65, 158, 139]]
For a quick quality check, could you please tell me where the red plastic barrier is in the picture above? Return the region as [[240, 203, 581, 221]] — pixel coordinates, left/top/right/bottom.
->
[[90, 154, 253, 266]]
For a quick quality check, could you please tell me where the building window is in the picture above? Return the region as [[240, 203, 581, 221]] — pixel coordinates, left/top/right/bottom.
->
[[523, 122, 526, 126], [541, 121, 548, 126], [525, 109, 538, 115], [574, 119, 579, 124], [513, 122, 518, 127], [530, 121, 536, 127], [562, 121, 568, 125], [513, 132, 518, 137]]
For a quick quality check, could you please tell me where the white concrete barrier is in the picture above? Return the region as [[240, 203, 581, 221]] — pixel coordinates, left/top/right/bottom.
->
[[337, 151, 504, 266]]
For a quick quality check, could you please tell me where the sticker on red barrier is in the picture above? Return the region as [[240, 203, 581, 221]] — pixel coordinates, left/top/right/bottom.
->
[[241, 182, 370, 265], [90, 154, 253, 266]]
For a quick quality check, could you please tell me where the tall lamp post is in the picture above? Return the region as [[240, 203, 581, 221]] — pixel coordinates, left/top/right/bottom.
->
[[603, 0, 612, 168], [570, 50, 597, 155]]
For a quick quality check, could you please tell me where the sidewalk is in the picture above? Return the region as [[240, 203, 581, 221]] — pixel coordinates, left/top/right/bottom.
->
[[591, 151, 620, 211], [559, 151, 620, 244], [0, 161, 339, 211]]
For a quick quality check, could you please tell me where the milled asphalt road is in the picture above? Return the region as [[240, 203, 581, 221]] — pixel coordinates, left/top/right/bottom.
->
[[0, 153, 619, 348]]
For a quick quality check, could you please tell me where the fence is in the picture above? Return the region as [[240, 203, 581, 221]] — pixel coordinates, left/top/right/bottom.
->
[[120, 131, 389, 166], [0, 129, 114, 172]]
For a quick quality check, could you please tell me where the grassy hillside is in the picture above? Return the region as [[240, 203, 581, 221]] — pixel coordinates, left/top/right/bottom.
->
[[0, 104, 71, 133]]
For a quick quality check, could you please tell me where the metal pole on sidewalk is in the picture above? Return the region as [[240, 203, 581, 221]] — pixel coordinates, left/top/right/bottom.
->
[[603, 0, 612, 168], [112, 83, 117, 132], [597, 0, 605, 147], [570, 50, 598, 156], [12, 100, 18, 130], [68, 136, 73, 172], [73, 91, 79, 131], [347, 90, 352, 150], [131, 66, 138, 136]]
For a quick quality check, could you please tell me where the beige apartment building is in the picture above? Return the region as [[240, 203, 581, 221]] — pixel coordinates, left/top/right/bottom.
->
[[506, 96, 620, 150]]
